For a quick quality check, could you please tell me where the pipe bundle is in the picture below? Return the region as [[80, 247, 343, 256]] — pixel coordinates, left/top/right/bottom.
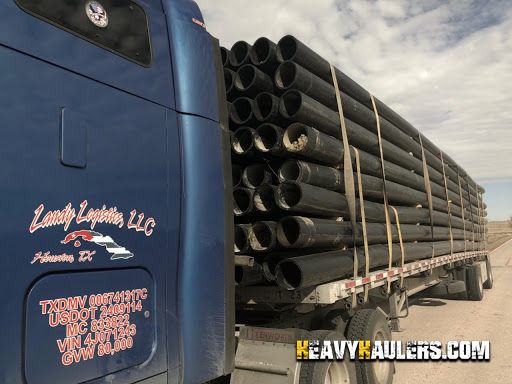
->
[[221, 36, 487, 291]]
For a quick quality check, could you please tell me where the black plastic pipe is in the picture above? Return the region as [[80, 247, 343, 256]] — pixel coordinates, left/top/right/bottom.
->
[[232, 127, 256, 155], [229, 40, 252, 68], [234, 224, 251, 253], [276, 35, 483, 193], [279, 159, 471, 212], [280, 97, 470, 201], [275, 181, 481, 225], [252, 92, 283, 125], [276, 216, 467, 249], [220, 46, 231, 68], [235, 262, 265, 286], [283, 123, 342, 164], [224, 68, 241, 102], [235, 65, 274, 98], [233, 187, 255, 216], [242, 164, 273, 189], [230, 97, 257, 126], [254, 123, 286, 155], [232, 164, 242, 188], [248, 221, 278, 252], [275, 240, 474, 290], [254, 184, 279, 213], [249, 37, 280, 75]]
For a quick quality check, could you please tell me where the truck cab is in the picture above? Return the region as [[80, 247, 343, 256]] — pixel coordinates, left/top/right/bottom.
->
[[0, 1, 234, 383]]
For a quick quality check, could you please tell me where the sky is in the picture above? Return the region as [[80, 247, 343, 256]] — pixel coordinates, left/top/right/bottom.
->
[[199, 0, 512, 221]]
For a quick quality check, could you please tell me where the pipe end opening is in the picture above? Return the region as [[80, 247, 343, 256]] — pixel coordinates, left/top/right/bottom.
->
[[235, 65, 256, 90], [250, 37, 271, 64], [232, 128, 254, 154], [277, 182, 302, 210], [276, 260, 302, 290], [283, 124, 308, 152], [275, 62, 297, 90], [276, 35, 298, 63], [277, 217, 301, 247]]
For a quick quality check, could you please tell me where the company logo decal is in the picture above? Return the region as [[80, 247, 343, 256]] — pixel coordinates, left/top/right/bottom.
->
[[86, 1, 109, 28], [62, 230, 134, 260], [29, 200, 155, 264]]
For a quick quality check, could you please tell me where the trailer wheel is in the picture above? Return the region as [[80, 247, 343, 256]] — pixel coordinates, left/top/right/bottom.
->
[[467, 264, 484, 301], [300, 330, 357, 384], [483, 258, 493, 289], [346, 309, 393, 384]]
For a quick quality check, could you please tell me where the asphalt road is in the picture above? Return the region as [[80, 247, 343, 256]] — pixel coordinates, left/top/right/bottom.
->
[[393, 239, 512, 384]]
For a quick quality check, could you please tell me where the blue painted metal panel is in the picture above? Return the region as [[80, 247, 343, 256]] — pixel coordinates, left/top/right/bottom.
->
[[0, 0, 174, 108], [162, 0, 220, 122], [60, 108, 87, 168], [0, 43, 181, 383], [178, 114, 227, 383], [25, 269, 154, 384]]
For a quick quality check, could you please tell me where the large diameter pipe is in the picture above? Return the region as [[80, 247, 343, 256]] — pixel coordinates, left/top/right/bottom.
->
[[275, 35, 483, 193], [232, 127, 256, 155], [249, 37, 280, 75], [230, 97, 257, 126], [279, 159, 470, 212], [283, 123, 342, 164], [233, 187, 255, 216], [229, 40, 252, 68], [279, 160, 459, 215], [280, 97, 467, 201], [234, 224, 251, 253], [254, 184, 279, 214], [220, 46, 231, 68], [224, 68, 241, 102], [275, 240, 473, 290], [276, 216, 467, 249], [276, 181, 348, 217], [254, 123, 286, 155], [248, 221, 278, 252], [276, 65, 478, 194], [253, 92, 285, 125], [232, 164, 242, 188], [235, 65, 274, 98], [235, 262, 266, 286], [276, 181, 480, 225], [278, 128, 480, 216], [242, 164, 273, 189]]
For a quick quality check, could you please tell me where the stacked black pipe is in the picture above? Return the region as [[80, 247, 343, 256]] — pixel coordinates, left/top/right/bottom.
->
[[221, 36, 487, 291]]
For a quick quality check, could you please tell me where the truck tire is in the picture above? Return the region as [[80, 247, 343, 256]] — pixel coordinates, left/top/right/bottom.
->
[[483, 258, 493, 289], [453, 267, 468, 300], [425, 280, 466, 298], [300, 330, 357, 384], [467, 264, 484, 301], [346, 309, 393, 384]]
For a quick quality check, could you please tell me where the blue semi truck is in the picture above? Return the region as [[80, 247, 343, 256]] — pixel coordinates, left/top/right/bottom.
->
[[0, 1, 491, 384]]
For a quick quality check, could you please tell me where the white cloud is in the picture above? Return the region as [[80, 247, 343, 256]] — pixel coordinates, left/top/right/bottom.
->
[[199, 0, 512, 185]]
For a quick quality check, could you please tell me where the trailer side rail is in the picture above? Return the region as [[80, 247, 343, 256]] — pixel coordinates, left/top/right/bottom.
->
[[236, 250, 488, 305]]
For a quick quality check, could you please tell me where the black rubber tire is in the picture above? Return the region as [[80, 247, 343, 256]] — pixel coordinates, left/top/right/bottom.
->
[[483, 258, 493, 289], [453, 267, 468, 300], [425, 280, 466, 298], [467, 264, 484, 301], [346, 309, 393, 384], [300, 330, 357, 384]]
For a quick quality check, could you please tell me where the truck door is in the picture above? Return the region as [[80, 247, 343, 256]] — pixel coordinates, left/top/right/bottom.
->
[[0, 1, 180, 383]]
